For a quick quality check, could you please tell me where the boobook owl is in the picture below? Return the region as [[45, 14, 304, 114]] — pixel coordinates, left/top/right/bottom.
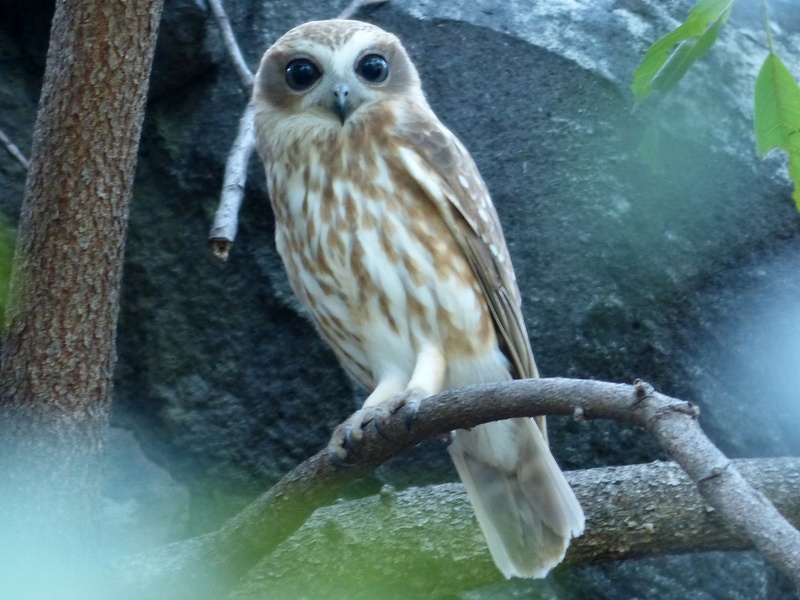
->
[[252, 19, 584, 578]]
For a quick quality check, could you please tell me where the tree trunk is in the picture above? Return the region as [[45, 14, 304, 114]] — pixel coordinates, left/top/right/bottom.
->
[[0, 0, 163, 587]]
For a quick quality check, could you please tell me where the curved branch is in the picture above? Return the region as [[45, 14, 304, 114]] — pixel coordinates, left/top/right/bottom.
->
[[120, 378, 800, 598], [206, 0, 253, 89]]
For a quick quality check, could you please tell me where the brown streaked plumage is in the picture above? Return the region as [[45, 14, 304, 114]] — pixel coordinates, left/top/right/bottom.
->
[[252, 19, 584, 579]]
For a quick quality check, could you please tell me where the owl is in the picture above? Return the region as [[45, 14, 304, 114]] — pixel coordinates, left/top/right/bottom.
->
[[252, 19, 584, 579]]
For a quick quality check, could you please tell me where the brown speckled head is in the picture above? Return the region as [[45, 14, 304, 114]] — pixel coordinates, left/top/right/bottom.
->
[[254, 19, 423, 124]]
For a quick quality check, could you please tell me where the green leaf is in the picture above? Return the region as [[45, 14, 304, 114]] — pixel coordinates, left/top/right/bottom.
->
[[788, 131, 800, 209], [790, 151, 800, 210], [632, 0, 734, 109], [754, 52, 800, 155], [754, 52, 800, 208]]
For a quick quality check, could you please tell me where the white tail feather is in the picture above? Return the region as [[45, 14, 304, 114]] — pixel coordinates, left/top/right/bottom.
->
[[447, 418, 584, 578]]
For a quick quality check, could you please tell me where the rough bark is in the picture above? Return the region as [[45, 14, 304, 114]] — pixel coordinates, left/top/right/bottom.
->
[[230, 458, 800, 599], [0, 0, 163, 591]]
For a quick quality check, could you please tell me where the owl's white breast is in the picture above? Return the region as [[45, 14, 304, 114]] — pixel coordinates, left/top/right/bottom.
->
[[264, 119, 509, 392]]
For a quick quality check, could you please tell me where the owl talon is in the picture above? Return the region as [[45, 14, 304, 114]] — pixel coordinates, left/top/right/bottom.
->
[[372, 406, 393, 439], [403, 397, 420, 430], [327, 424, 355, 466], [328, 448, 356, 468], [382, 389, 424, 431], [343, 421, 363, 452], [328, 408, 374, 464], [369, 389, 426, 437]]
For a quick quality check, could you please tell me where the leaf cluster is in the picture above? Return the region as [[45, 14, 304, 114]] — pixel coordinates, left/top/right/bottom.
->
[[632, 0, 800, 209]]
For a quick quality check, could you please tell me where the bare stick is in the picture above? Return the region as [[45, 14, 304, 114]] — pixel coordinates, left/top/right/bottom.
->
[[0, 128, 30, 170], [205, 0, 255, 258], [208, 101, 255, 260], [206, 0, 253, 89], [120, 378, 800, 598]]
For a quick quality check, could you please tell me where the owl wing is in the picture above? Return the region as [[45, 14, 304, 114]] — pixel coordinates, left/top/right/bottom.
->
[[393, 103, 538, 382]]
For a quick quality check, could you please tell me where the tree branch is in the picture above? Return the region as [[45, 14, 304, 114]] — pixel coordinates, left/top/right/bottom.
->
[[119, 378, 800, 598], [206, 0, 253, 89], [233, 458, 800, 598], [203, 0, 256, 260]]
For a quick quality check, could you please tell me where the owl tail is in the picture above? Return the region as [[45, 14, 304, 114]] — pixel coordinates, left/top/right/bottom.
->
[[447, 418, 584, 579]]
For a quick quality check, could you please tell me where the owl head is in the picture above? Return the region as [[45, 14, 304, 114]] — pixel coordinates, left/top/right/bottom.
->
[[254, 19, 425, 127]]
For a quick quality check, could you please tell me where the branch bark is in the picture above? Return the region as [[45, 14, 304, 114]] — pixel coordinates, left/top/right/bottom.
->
[[119, 378, 800, 599], [0, 0, 163, 541], [231, 458, 800, 599], [0, 0, 163, 595]]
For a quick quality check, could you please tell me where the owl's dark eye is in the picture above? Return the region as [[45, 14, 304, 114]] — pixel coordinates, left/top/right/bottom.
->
[[356, 54, 389, 83], [285, 58, 321, 91]]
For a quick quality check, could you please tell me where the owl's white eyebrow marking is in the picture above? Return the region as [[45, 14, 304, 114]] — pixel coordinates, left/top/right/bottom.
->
[[289, 40, 334, 62], [326, 30, 382, 76]]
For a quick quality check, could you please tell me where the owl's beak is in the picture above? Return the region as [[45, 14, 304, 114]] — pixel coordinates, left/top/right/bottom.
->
[[331, 83, 352, 125]]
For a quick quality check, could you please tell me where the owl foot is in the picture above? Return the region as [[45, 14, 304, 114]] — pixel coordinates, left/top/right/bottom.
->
[[328, 389, 427, 465], [373, 388, 425, 436], [328, 408, 374, 466]]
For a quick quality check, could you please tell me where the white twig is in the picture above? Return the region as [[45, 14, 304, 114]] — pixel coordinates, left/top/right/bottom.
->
[[205, 0, 256, 259], [209, 101, 256, 260], [206, 0, 254, 89], [0, 128, 30, 170]]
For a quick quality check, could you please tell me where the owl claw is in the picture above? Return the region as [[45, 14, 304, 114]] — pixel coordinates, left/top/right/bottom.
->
[[328, 449, 356, 468], [403, 390, 425, 431], [328, 408, 373, 465], [402, 396, 421, 430], [328, 390, 426, 465], [383, 389, 424, 431], [372, 406, 393, 439]]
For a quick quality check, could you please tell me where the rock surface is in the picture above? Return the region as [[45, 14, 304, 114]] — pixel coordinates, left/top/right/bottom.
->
[[0, 0, 798, 597]]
